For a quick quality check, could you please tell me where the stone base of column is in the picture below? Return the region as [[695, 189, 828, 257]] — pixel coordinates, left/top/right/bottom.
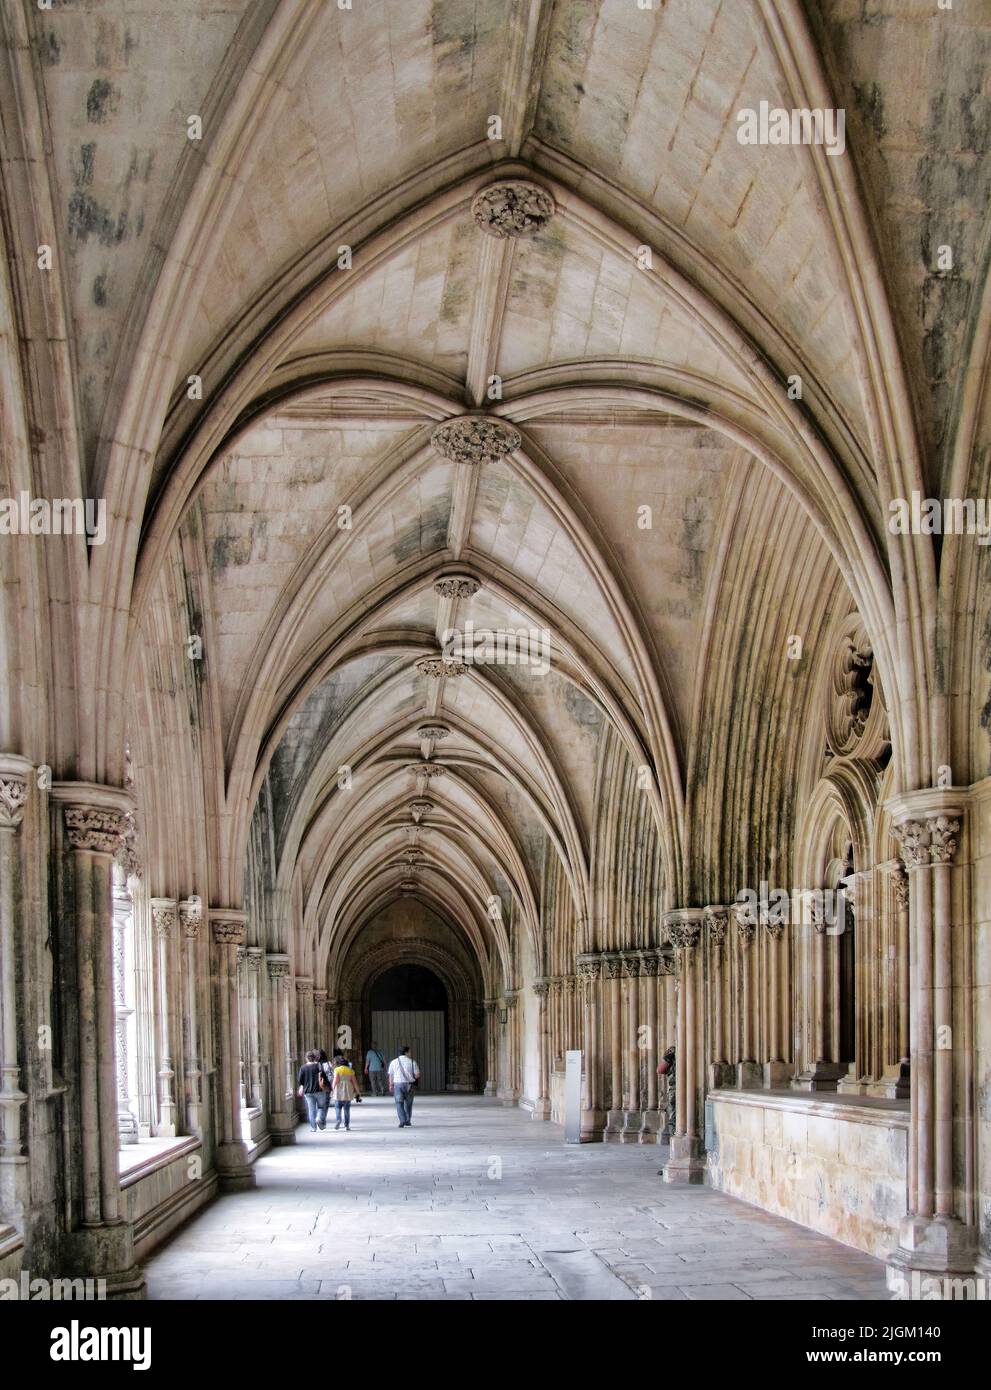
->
[[708, 1061, 733, 1089], [529, 1097, 551, 1120], [662, 1134, 707, 1185], [736, 1061, 762, 1089], [868, 1062, 910, 1101], [65, 1222, 145, 1300], [579, 1108, 606, 1142], [483, 1081, 497, 1096], [497, 1087, 519, 1107], [638, 1109, 660, 1143], [886, 1216, 978, 1297], [617, 1110, 642, 1142], [603, 1108, 625, 1141], [268, 1113, 297, 1146], [791, 1062, 848, 1092], [0, 1156, 29, 1229], [214, 1140, 256, 1191], [763, 1061, 791, 1088]]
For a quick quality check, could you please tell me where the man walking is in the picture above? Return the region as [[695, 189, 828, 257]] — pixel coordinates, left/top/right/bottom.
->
[[296, 1050, 328, 1132], [364, 1042, 387, 1096], [388, 1045, 420, 1128]]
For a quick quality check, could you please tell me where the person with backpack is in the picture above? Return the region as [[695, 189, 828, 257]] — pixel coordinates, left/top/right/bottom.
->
[[364, 1042, 387, 1095], [331, 1052, 360, 1130], [297, 1050, 329, 1131], [387, 1045, 420, 1128]]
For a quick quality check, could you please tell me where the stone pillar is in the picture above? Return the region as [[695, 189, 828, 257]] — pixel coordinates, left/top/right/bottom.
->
[[0, 757, 30, 1229], [295, 978, 314, 1058], [565, 974, 578, 1052], [762, 912, 791, 1087], [663, 909, 706, 1184], [245, 948, 264, 1110], [532, 979, 550, 1119], [732, 903, 761, 1089], [888, 799, 975, 1289], [149, 899, 179, 1135], [602, 952, 624, 1139], [265, 955, 295, 1144], [483, 1000, 497, 1095], [111, 874, 139, 1145], [313, 989, 328, 1055], [577, 954, 604, 1141], [210, 911, 255, 1191], [638, 950, 660, 1143], [50, 782, 144, 1296], [549, 977, 563, 1071], [504, 992, 520, 1102], [705, 907, 731, 1088], [178, 898, 204, 1133], [620, 952, 641, 1140]]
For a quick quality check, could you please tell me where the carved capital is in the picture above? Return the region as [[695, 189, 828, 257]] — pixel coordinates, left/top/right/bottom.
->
[[704, 905, 729, 947], [179, 897, 203, 938], [927, 815, 960, 864], [0, 765, 28, 831], [576, 953, 601, 983], [266, 954, 291, 982], [639, 951, 660, 977], [891, 863, 910, 911], [664, 909, 703, 951], [150, 899, 178, 939], [603, 952, 624, 979], [620, 952, 640, 978], [64, 805, 129, 855], [210, 911, 247, 947], [893, 819, 929, 868], [431, 415, 521, 466], [295, 977, 314, 997], [532, 978, 549, 998], [471, 180, 556, 239], [732, 901, 759, 945], [246, 946, 264, 973]]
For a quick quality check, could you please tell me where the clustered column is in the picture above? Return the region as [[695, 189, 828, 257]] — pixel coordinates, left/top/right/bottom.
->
[[210, 910, 255, 1191], [0, 757, 30, 1230], [663, 909, 706, 1184]]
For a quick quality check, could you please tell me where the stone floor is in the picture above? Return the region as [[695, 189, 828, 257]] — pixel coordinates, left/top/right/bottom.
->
[[144, 1095, 892, 1300]]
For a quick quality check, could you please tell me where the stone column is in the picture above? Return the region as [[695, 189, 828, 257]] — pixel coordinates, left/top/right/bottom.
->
[[565, 974, 578, 1052], [246, 948, 264, 1110], [762, 911, 790, 1087], [620, 952, 641, 1140], [663, 909, 706, 1184], [577, 954, 604, 1141], [210, 911, 255, 1191], [549, 976, 563, 1071], [111, 874, 139, 1145], [179, 898, 204, 1133], [0, 757, 30, 1229], [873, 862, 910, 1099], [150, 899, 179, 1135], [603, 952, 623, 1139], [265, 955, 295, 1144], [50, 782, 144, 1295], [704, 907, 731, 1088], [313, 989, 328, 1055], [532, 979, 550, 1119], [732, 903, 761, 1089], [888, 797, 975, 1290], [638, 950, 660, 1143], [483, 1000, 498, 1096], [295, 978, 314, 1059]]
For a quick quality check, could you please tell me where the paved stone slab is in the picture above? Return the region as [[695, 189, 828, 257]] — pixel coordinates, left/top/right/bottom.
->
[[143, 1096, 892, 1302]]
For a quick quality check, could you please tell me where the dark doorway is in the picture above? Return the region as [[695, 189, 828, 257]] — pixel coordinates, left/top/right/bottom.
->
[[370, 964, 448, 1092]]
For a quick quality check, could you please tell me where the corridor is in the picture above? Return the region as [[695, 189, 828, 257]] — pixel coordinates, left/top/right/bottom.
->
[[144, 1097, 890, 1301]]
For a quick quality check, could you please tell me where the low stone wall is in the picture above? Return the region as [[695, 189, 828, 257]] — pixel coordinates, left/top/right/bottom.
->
[[120, 1139, 218, 1261], [706, 1090, 908, 1257]]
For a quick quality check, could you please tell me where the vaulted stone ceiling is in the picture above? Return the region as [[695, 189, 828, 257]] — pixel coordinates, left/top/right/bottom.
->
[[10, 0, 988, 989]]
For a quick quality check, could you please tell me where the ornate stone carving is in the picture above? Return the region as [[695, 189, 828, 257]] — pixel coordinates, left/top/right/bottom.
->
[[407, 762, 445, 778], [533, 978, 549, 998], [762, 914, 786, 941], [246, 947, 263, 973], [620, 952, 640, 978], [894, 819, 929, 868], [891, 863, 910, 911], [603, 952, 624, 979], [409, 799, 434, 822], [431, 416, 521, 466], [639, 952, 659, 977], [416, 724, 450, 741], [179, 898, 203, 937], [116, 810, 142, 880], [664, 911, 702, 951], [704, 905, 729, 947], [211, 916, 246, 947], [415, 655, 470, 678], [433, 574, 481, 600], [64, 804, 128, 854], [0, 774, 27, 830], [732, 901, 759, 945], [399, 878, 419, 893], [470, 180, 556, 239], [151, 901, 177, 938], [564, 974, 578, 995], [295, 978, 314, 996], [927, 815, 960, 864], [576, 954, 601, 983], [266, 956, 291, 982]]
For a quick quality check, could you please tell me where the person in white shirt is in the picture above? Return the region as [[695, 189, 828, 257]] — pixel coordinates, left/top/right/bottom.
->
[[387, 1046, 420, 1127]]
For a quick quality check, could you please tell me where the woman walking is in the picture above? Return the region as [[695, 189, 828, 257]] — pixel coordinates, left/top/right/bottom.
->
[[331, 1053, 360, 1130]]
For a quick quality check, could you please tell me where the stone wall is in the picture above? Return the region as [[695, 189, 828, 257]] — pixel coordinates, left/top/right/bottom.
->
[[706, 1092, 908, 1257]]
